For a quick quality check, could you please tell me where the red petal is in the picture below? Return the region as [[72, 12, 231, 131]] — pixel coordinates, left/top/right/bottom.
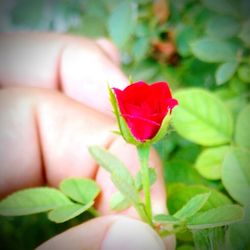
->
[[148, 82, 172, 99], [122, 81, 150, 104], [123, 114, 161, 141], [168, 98, 178, 110]]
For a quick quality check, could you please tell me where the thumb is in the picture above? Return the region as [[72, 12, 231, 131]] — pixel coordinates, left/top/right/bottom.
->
[[36, 216, 167, 250], [101, 216, 165, 250]]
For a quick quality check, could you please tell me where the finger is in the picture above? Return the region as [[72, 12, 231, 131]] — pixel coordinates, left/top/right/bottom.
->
[[95, 137, 167, 216], [36, 215, 169, 250], [0, 32, 128, 114], [0, 87, 114, 197], [60, 41, 127, 115]]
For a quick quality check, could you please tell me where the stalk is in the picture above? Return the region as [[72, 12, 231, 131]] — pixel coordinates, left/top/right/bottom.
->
[[137, 144, 152, 223]]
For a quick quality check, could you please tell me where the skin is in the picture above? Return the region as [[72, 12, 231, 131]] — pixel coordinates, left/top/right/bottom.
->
[[0, 32, 175, 249]]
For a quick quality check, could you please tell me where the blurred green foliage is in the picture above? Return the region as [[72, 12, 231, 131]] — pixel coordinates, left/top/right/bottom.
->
[[0, 0, 249, 249]]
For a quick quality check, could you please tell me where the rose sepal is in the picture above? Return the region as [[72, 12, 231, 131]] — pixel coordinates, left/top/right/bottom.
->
[[109, 85, 141, 146], [147, 111, 171, 145]]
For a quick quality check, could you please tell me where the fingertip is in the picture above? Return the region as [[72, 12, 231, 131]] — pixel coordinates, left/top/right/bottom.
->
[[60, 44, 128, 115], [101, 216, 165, 250], [36, 215, 168, 250]]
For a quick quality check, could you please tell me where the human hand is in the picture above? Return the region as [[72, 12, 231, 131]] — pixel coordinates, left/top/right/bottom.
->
[[0, 33, 175, 249]]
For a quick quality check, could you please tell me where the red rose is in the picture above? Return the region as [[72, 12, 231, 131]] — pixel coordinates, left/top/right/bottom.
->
[[113, 81, 178, 142]]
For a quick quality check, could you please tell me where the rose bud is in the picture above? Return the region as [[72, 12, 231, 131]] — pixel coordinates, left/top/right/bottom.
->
[[109, 81, 178, 145]]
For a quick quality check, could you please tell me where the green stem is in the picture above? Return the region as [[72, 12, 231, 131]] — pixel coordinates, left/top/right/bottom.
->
[[137, 144, 152, 223], [137, 203, 152, 226]]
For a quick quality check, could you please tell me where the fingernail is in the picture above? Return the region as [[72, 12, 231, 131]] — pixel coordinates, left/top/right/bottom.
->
[[101, 216, 165, 250], [95, 38, 121, 65]]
